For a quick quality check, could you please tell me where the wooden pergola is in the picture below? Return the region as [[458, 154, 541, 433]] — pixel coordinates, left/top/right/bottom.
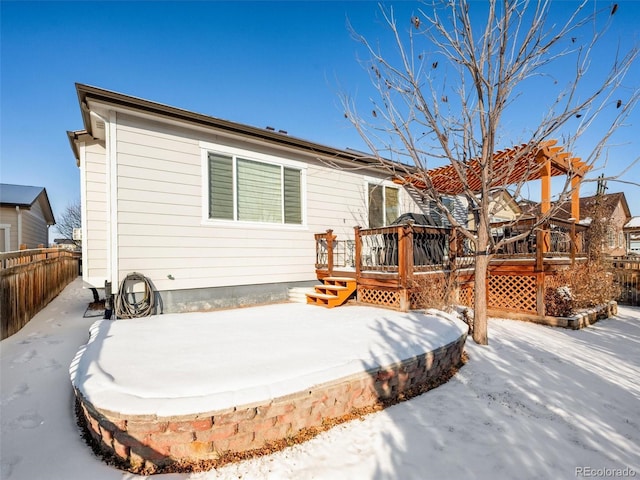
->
[[398, 140, 591, 221]]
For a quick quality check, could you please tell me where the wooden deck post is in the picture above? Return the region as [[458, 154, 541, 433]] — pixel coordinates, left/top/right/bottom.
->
[[326, 229, 334, 276], [448, 228, 458, 271], [535, 221, 544, 273], [398, 224, 412, 312], [536, 272, 546, 317], [354, 226, 362, 281], [540, 156, 551, 262]]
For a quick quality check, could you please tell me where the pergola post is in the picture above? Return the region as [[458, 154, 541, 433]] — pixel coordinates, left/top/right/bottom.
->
[[540, 157, 551, 256]]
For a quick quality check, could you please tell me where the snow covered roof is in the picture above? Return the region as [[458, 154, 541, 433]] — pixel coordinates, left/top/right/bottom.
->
[[625, 216, 640, 229]]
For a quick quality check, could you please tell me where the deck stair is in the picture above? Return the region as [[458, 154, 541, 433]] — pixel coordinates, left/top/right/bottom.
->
[[306, 277, 357, 308]]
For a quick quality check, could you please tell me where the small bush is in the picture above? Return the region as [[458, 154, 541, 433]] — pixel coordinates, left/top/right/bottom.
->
[[544, 286, 573, 317], [410, 272, 456, 311], [545, 263, 620, 316]]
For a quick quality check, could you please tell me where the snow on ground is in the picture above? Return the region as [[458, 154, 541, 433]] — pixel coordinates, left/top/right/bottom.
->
[[71, 303, 466, 416], [2, 278, 639, 480]]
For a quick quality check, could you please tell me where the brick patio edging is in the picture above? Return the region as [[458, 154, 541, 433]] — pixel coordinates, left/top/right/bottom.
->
[[487, 301, 618, 329], [74, 333, 467, 474]]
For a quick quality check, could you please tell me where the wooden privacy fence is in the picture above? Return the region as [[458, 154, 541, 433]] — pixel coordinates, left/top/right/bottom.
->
[[1, 248, 79, 339], [611, 257, 640, 306]]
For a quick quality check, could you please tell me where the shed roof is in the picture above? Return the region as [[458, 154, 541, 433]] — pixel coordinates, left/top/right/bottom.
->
[[0, 183, 55, 224]]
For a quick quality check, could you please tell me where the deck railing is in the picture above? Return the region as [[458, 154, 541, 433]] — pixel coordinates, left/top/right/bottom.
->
[[314, 217, 591, 313], [314, 230, 355, 274], [492, 216, 587, 260], [355, 225, 474, 273], [315, 216, 587, 279]]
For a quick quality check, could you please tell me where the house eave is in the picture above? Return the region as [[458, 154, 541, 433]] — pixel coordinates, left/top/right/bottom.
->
[[74, 83, 392, 172]]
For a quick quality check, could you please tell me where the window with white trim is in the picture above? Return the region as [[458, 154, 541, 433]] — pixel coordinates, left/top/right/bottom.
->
[[607, 228, 616, 248], [208, 152, 302, 225], [368, 183, 399, 228]]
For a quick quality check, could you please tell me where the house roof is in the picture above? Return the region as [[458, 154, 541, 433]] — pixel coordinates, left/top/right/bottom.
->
[[67, 84, 390, 172], [399, 141, 590, 195], [545, 192, 631, 223], [0, 183, 55, 224], [624, 216, 640, 230]]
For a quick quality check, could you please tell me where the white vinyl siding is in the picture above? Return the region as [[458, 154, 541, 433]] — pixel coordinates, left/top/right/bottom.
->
[[83, 142, 109, 284], [80, 112, 422, 292]]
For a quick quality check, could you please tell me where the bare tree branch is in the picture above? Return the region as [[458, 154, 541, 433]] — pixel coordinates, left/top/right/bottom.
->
[[342, 0, 638, 344]]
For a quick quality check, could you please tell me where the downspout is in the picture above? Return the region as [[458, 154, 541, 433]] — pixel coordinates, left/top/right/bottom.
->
[[16, 206, 22, 249]]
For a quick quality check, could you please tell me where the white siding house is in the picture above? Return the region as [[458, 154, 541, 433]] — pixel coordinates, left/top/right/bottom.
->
[[67, 84, 428, 312]]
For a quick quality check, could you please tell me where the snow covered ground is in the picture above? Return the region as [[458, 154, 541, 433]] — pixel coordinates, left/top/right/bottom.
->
[[2, 277, 639, 480]]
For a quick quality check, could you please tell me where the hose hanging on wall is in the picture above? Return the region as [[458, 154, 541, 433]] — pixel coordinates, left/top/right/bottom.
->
[[114, 272, 156, 319]]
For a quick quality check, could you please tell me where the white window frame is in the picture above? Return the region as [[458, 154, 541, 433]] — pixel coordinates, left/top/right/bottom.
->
[[608, 228, 616, 249], [200, 141, 307, 229], [365, 179, 401, 228]]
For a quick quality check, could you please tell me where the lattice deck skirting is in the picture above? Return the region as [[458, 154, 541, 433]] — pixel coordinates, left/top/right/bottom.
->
[[458, 283, 474, 308], [488, 274, 537, 313], [358, 274, 549, 315], [358, 287, 401, 309]]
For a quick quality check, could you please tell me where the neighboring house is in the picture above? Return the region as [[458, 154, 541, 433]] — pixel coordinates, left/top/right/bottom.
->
[[54, 238, 80, 251], [466, 189, 523, 230], [554, 192, 632, 257], [0, 184, 55, 252], [624, 216, 640, 254], [67, 84, 435, 312], [488, 189, 523, 223]]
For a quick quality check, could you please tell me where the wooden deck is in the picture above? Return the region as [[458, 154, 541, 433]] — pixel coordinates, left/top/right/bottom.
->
[[314, 219, 588, 318]]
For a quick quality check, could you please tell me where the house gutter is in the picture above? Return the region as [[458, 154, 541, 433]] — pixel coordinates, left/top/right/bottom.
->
[[73, 83, 405, 174]]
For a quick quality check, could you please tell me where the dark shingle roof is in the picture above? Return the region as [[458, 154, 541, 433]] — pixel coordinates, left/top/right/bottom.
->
[[0, 184, 45, 207], [0, 184, 55, 224]]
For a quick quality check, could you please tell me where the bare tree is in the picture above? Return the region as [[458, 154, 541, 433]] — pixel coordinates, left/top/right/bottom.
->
[[55, 200, 82, 246], [343, 0, 638, 344]]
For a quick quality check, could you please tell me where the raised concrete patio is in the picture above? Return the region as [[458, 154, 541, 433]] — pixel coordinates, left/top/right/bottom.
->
[[70, 303, 468, 473]]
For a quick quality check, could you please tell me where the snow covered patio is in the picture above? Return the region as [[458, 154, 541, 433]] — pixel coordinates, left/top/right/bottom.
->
[[70, 300, 468, 473], [2, 278, 639, 480]]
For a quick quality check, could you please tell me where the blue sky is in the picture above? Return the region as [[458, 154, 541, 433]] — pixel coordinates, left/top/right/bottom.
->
[[1, 1, 639, 228]]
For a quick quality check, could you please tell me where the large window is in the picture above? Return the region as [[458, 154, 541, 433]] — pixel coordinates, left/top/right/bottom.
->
[[368, 184, 399, 228], [208, 152, 302, 225]]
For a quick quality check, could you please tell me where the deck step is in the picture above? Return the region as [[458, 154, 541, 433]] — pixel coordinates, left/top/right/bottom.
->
[[323, 276, 357, 283], [288, 287, 316, 303], [306, 277, 357, 308], [314, 284, 350, 292]]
